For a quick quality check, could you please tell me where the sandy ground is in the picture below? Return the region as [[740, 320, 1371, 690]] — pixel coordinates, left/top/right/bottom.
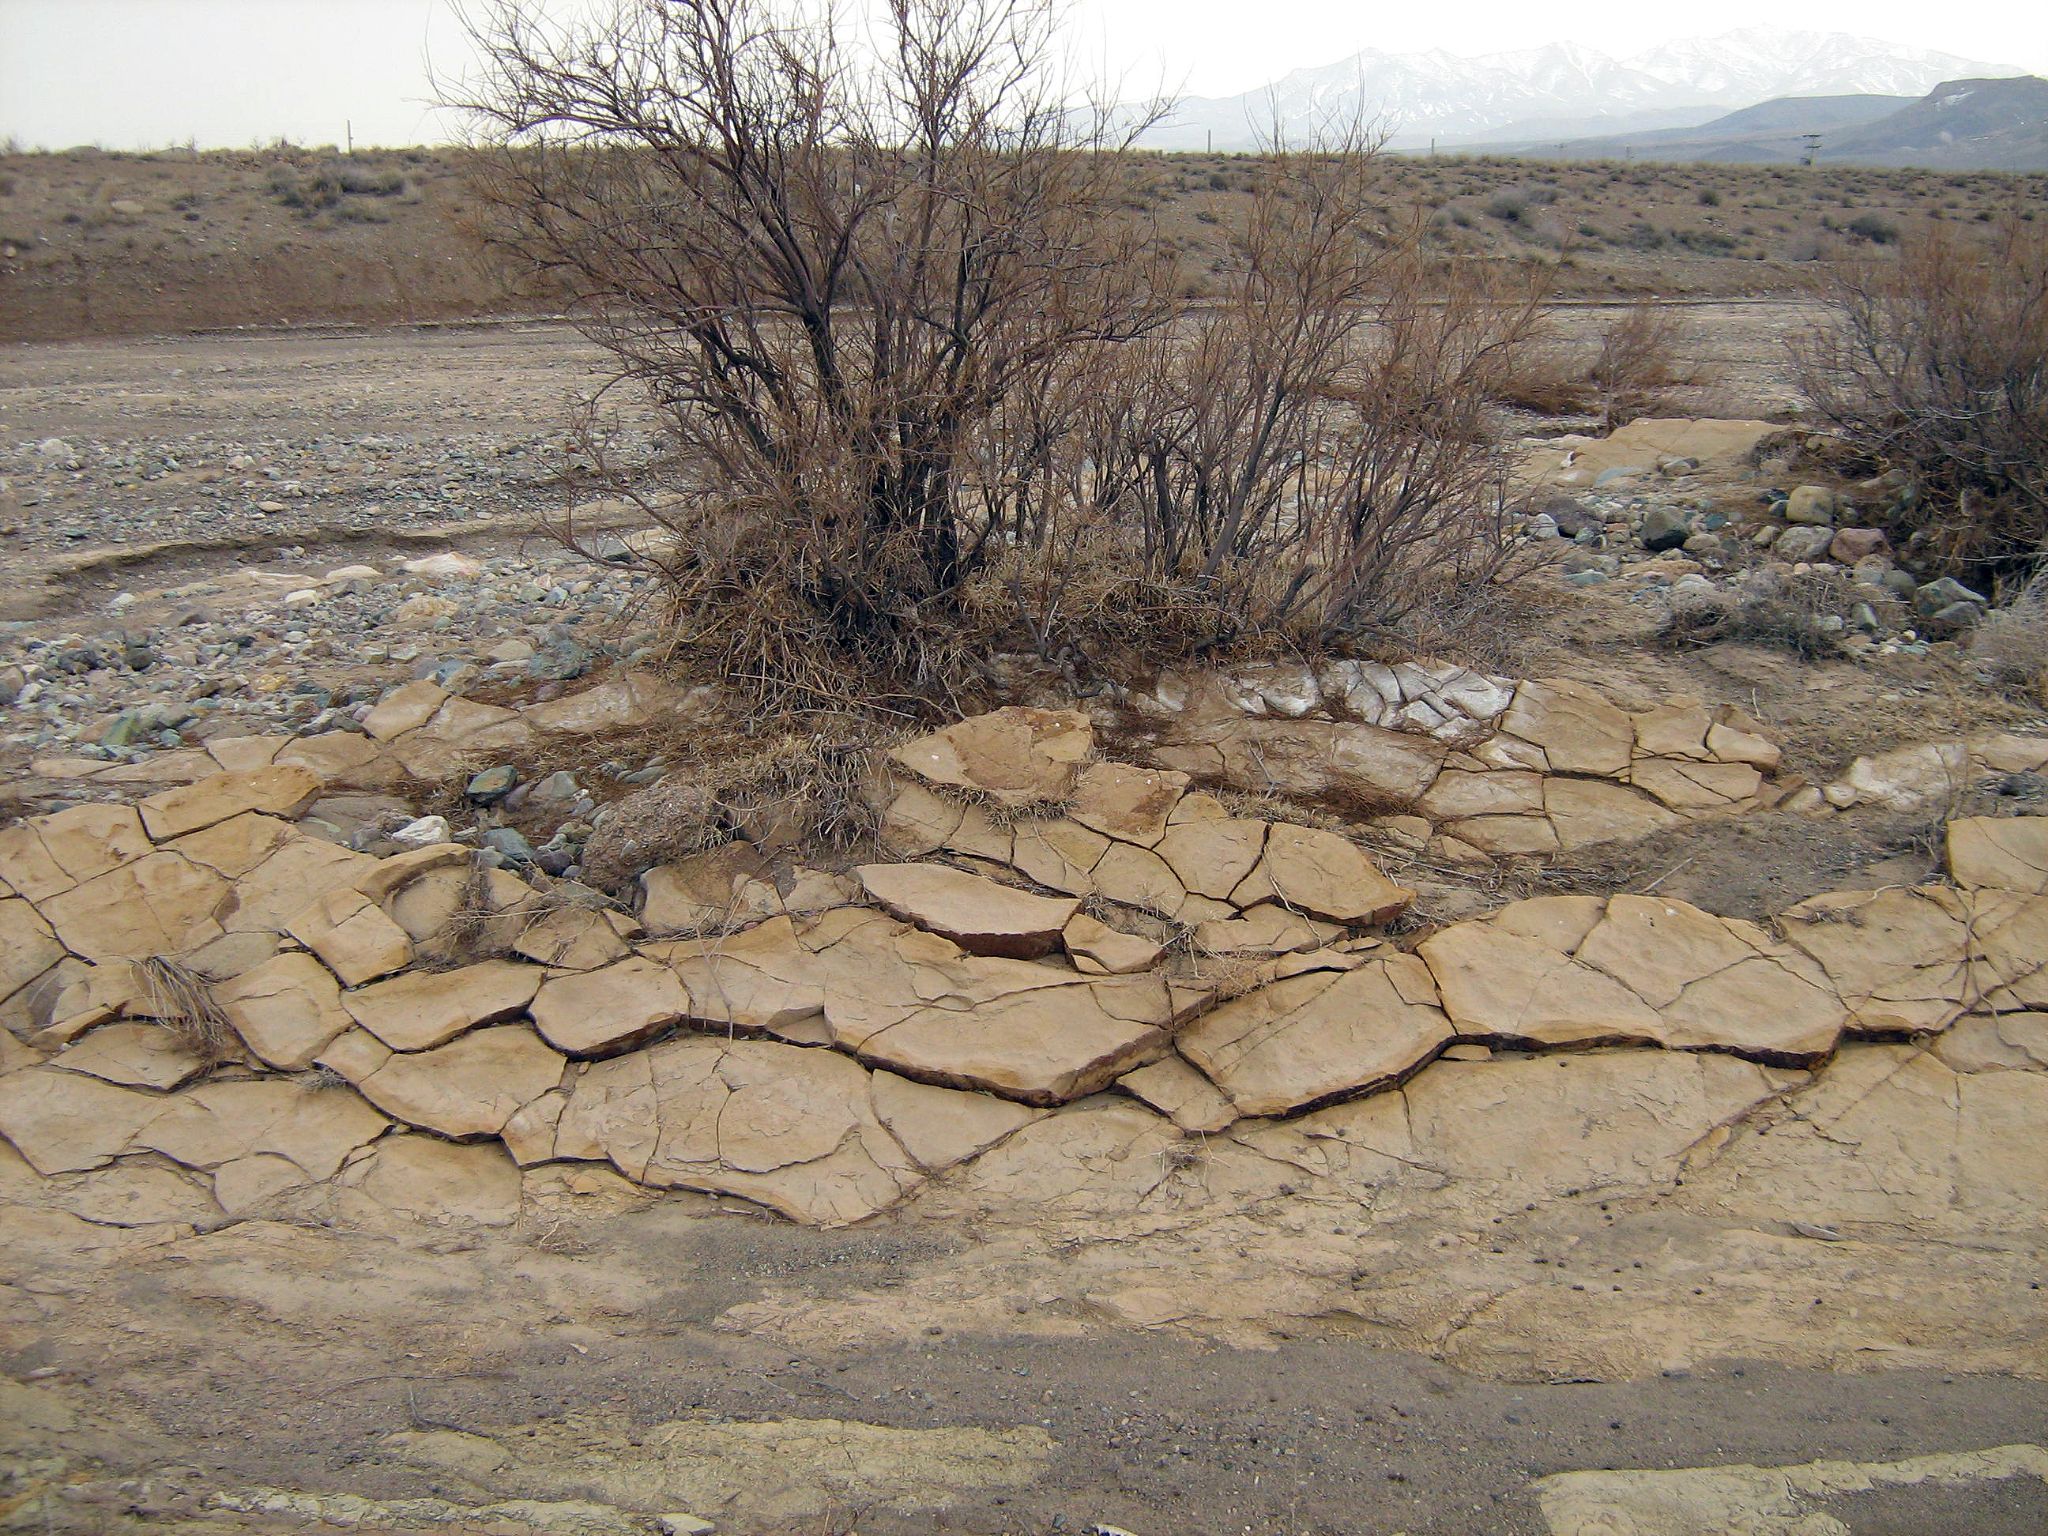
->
[[3, 320, 2045, 1536]]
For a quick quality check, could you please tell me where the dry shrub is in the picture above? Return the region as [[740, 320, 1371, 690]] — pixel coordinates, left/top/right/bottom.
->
[[1587, 299, 1702, 431], [1970, 573, 2048, 704], [138, 957, 236, 1067], [453, 0, 1546, 718], [1659, 568, 1852, 659], [1494, 297, 1704, 429], [1792, 215, 2048, 585], [580, 724, 884, 893]]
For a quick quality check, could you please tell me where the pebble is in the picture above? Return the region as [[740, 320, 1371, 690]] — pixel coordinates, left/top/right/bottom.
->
[[390, 815, 453, 849]]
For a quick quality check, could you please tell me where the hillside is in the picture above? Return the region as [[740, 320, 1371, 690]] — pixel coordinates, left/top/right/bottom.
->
[[1530, 93, 1916, 163], [1539, 76, 2048, 169], [4, 144, 2047, 342], [1823, 76, 2048, 169]]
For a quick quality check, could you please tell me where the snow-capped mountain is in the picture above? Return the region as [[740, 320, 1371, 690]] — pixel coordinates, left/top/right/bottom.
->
[[1142, 28, 2029, 149]]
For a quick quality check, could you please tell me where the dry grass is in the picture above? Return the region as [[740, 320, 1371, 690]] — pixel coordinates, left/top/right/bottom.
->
[[1659, 569, 1854, 659], [1970, 575, 2048, 705], [6, 144, 2043, 345], [137, 957, 238, 1067]]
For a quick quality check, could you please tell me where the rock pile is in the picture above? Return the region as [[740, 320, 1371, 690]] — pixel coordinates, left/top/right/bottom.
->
[[4, 687, 2044, 1229], [1129, 664, 1793, 858]]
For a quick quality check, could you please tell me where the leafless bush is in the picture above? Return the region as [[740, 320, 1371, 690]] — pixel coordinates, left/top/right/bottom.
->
[[451, 0, 1544, 713], [1792, 216, 2048, 585], [1494, 297, 1703, 429], [1588, 298, 1700, 431], [1055, 144, 1546, 657], [1659, 568, 1851, 659], [452, 0, 1171, 712], [1970, 573, 2048, 703]]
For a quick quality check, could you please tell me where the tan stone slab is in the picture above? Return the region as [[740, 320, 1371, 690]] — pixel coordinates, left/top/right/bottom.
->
[[1445, 814, 1562, 856], [212, 951, 352, 1070], [1947, 816, 2048, 894], [138, 766, 323, 842], [1091, 842, 1189, 918], [857, 862, 1079, 960], [204, 734, 289, 773], [878, 781, 966, 858], [1629, 757, 1763, 812], [355, 1024, 566, 1138], [1418, 769, 1546, 822], [1966, 886, 2048, 1014], [286, 887, 414, 987], [1067, 762, 1188, 848], [0, 804, 154, 903], [167, 812, 298, 879], [1419, 921, 1665, 1048], [1780, 885, 1974, 1036], [0, 1067, 171, 1174], [529, 957, 690, 1055], [1578, 896, 1849, 1060], [219, 836, 377, 934], [1629, 696, 1714, 760], [868, 1070, 1043, 1171], [887, 707, 1092, 808], [361, 680, 450, 742], [1119, 1056, 1237, 1132], [0, 899, 66, 1006], [1192, 903, 1333, 956], [51, 1022, 207, 1091], [556, 1035, 921, 1224], [512, 906, 632, 971], [1231, 824, 1412, 926], [1154, 817, 1267, 902], [1501, 679, 1634, 778], [39, 852, 229, 963], [855, 971, 1172, 1106], [641, 845, 770, 933], [347, 1133, 521, 1225], [275, 731, 396, 788], [1178, 954, 1451, 1116], [343, 960, 545, 1052], [1063, 913, 1164, 975], [522, 673, 680, 735], [1008, 818, 1110, 896], [1148, 718, 1444, 807], [649, 915, 833, 1038], [1543, 777, 1682, 851]]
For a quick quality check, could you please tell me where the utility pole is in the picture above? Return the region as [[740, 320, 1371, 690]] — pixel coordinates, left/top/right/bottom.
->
[[1801, 133, 1821, 167], [346, 120, 353, 156]]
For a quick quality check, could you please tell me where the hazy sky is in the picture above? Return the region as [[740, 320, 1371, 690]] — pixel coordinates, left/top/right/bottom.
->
[[4, 0, 2045, 150]]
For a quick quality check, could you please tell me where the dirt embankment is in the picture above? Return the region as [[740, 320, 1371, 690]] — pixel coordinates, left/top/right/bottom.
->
[[3, 144, 2042, 344], [0, 148, 518, 343]]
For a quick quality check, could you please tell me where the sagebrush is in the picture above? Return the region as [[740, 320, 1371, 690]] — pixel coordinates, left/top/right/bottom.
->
[[454, 0, 1544, 714]]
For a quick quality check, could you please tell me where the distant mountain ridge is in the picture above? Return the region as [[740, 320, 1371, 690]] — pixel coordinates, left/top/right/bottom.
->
[[1142, 27, 2031, 150], [1532, 76, 2048, 170]]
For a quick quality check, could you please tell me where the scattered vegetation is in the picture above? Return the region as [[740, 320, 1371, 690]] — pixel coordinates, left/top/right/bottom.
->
[[1793, 215, 2048, 587], [455, 0, 1545, 715]]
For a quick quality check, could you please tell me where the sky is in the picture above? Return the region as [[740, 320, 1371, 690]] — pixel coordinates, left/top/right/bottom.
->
[[3, 0, 2045, 150]]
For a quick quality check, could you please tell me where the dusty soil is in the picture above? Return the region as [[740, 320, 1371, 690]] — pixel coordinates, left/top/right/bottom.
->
[[7, 1192, 2048, 1536], [4, 145, 2043, 342], [4, 324, 2046, 1536]]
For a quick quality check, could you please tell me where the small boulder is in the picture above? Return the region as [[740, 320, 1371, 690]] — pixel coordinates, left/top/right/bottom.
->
[[1773, 526, 1834, 564], [1637, 505, 1692, 553], [1784, 486, 1836, 526]]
